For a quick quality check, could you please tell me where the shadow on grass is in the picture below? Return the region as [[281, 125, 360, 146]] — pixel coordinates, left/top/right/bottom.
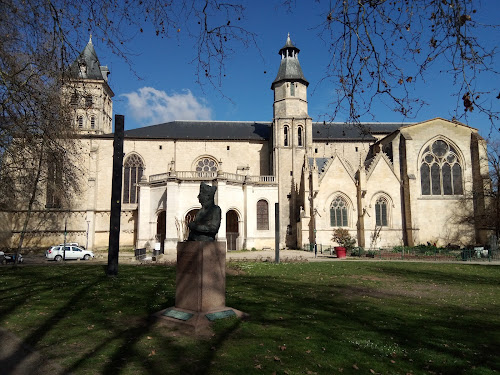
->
[[0, 262, 499, 374]]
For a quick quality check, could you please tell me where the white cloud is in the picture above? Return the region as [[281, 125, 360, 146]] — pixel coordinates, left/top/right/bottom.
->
[[121, 87, 212, 126]]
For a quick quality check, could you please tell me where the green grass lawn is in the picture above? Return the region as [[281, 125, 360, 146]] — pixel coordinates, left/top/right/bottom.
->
[[0, 261, 499, 374]]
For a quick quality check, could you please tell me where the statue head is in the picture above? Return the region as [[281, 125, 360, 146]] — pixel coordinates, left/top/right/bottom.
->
[[198, 182, 217, 206]]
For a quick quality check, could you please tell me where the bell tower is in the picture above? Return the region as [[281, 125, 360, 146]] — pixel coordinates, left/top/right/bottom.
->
[[271, 34, 312, 248], [66, 36, 114, 135]]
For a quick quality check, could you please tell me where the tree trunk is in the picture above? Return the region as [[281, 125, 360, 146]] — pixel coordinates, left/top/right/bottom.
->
[[15, 141, 46, 266]]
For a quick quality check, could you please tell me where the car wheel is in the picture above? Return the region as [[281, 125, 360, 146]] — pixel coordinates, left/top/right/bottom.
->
[[83, 254, 90, 260], [1, 259, 6, 265], [55, 255, 62, 262]]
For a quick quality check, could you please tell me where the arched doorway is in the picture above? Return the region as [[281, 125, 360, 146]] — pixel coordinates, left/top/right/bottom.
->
[[156, 211, 166, 253], [226, 210, 239, 251], [184, 209, 199, 241]]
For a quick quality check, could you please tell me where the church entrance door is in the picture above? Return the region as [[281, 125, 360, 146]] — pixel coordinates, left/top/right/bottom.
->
[[156, 211, 166, 253], [226, 210, 239, 251]]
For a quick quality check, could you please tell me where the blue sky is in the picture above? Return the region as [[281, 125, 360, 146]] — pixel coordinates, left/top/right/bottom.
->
[[90, 1, 499, 138]]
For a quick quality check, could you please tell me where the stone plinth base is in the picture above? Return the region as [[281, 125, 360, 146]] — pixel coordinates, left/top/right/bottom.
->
[[154, 241, 247, 333], [176, 241, 226, 311]]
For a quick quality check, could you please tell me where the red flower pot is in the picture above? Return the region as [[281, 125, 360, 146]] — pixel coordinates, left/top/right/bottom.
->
[[334, 246, 347, 258]]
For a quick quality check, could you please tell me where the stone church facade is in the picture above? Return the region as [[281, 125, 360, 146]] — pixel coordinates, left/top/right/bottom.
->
[[2, 35, 490, 252]]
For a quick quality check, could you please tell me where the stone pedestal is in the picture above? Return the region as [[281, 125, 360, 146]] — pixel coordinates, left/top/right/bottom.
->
[[175, 241, 226, 311], [154, 241, 246, 333]]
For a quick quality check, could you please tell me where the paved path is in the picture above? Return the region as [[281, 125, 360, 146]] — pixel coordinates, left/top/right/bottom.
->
[[16, 248, 500, 265]]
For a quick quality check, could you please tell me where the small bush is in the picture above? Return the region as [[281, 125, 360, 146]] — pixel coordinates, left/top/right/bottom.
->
[[332, 228, 356, 250]]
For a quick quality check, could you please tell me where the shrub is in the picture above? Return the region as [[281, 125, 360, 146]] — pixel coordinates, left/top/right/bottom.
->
[[332, 228, 356, 250]]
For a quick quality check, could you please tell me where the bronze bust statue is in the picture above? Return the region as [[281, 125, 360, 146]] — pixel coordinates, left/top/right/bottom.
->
[[187, 183, 221, 241]]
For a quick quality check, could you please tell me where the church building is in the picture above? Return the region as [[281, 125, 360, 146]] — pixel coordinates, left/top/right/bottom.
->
[[3, 35, 490, 252]]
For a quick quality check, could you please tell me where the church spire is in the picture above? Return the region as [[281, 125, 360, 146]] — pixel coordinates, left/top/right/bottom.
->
[[68, 36, 105, 80], [271, 33, 308, 90]]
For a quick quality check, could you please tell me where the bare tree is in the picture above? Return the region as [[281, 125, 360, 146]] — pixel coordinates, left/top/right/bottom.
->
[[0, 3, 82, 259], [309, 0, 499, 129], [3, 1, 499, 129]]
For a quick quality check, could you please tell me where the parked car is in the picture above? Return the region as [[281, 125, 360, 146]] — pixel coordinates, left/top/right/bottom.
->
[[45, 245, 94, 261], [58, 242, 84, 249], [0, 251, 23, 264]]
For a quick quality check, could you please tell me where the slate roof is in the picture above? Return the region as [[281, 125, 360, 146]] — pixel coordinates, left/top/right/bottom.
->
[[121, 120, 405, 142], [308, 157, 330, 171], [123, 121, 272, 140], [313, 123, 378, 142], [68, 38, 107, 81], [272, 34, 308, 88]]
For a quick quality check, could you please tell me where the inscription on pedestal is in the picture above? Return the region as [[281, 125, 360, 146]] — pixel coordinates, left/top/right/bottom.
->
[[205, 310, 236, 321], [163, 308, 194, 321]]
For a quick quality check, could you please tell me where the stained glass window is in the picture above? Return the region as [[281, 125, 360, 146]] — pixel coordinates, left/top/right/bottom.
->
[[330, 196, 348, 227], [257, 200, 269, 230], [375, 197, 388, 226], [123, 154, 144, 204], [420, 140, 463, 196], [195, 157, 218, 172]]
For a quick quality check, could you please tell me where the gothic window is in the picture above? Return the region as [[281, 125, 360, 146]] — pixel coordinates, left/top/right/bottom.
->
[[375, 197, 388, 226], [298, 126, 303, 147], [85, 95, 93, 107], [290, 82, 295, 96], [77, 116, 83, 128], [46, 153, 62, 208], [123, 154, 144, 204], [257, 200, 269, 230], [195, 157, 218, 173], [420, 140, 463, 196], [330, 196, 348, 227], [90, 116, 95, 129], [284, 126, 289, 147]]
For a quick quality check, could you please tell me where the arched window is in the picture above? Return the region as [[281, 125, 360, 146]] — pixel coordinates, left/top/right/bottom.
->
[[421, 140, 463, 196], [90, 116, 95, 129], [77, 116, 83, 128], [298, 126, 303, 147], [290, 82, 295, 96], [123, 154, 144, 204], [195, 157, 218, 174], [375, 197, 388, 226], [330, 196, 348, 227], [284, 126, 289, 147], [257, 200, 269, 230]]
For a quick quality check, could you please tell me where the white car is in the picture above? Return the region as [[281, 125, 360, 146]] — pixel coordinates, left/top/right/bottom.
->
[[45, 245, 94, 261]]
